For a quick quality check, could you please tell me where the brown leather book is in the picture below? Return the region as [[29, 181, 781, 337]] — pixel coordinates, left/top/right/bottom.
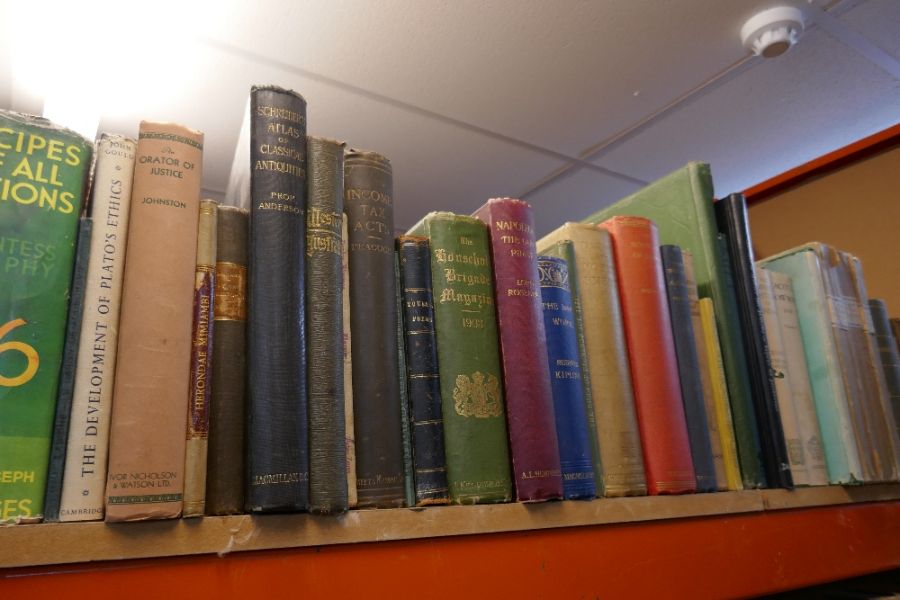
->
[[105, 122, 204, 521]]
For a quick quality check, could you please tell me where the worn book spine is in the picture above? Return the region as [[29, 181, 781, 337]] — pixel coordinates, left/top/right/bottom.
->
[[398, 236, 449, 506], [0, 111, 92, 524], [408, 212, 513, 504], [756, 267, 809, 486], [473, 198, 562, 501], [539, 240, 603, 492], [870, 299, 900, 448], [183, 200, 217, 517], [59, 134, 135, 522], [699, 299, 744, 491], [206, 206, 248, 515], [105, 121, 203, 521], [342, 216, 357, 508], [538, 256, 596, 499], [660, 245, 718, 492], [395, 249, 415, 507], [345, 150, 405, 508], [537, 224, 646, 497], [892, 320, 900, 357], [44, 216, 92, 522], [760, 249, 863, 483], [767, 269, 829, 486], [599, 217, 695, 495], [682, 250, 727, 490], [306, 136, 347, 514], [247, 86, 309, 512]]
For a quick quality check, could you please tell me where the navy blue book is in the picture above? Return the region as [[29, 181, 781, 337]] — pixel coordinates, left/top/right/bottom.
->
[[537, 256, 596, 499], [660, 245, 718, 492]]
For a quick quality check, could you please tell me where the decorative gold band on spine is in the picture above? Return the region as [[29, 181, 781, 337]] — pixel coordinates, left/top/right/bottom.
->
[[214, 262, 247, 321]]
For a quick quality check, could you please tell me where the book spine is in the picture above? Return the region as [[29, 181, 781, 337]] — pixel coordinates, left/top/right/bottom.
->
[[247, 86, 309, 512], [409, 213, 513, 504], [599, 217, 694, 495], [699, 299, 744, 491], [473, 199, 562, 501], [345, 150, 405, 508], [660, 245, 717, 492], [870, 299, 900, 450], [767, 269, 829, 486], [206, 206, 248, 515], [59, 134, 135, 522], [183, 200, 217, 517], [0, 111, 92, 524], [756, 267, 809, 486], [537, 256, 597, 499], [681, 250, 728, 490], [892, 320, 900, 357], [715, 194, 791, 489], [398, 236, 450, 506], [44, 216, 93, 521], [395, 249, 415, 507], [342, 216, 357, 508], [105, 121, 203, 521], [306, 137, 347, 515]]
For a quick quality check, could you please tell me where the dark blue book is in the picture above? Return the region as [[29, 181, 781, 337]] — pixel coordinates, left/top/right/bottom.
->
[[660, 245, 717, 493], [537, 256, 596, 499]]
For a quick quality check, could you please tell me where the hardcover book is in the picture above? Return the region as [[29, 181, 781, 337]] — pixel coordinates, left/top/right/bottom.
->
[[59, 134, 135, 522], [342, 216, 358, 508], [0, 110, 93, 524], [407, 212, 513, 504], [394, 249, 415, 507], [871, 299, 900, 443], [105, 121, 203, 521], [598, 217, 695, 495], [473, 198, 562, 502]]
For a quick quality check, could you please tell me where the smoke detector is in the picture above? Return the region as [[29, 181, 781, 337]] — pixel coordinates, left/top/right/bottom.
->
[[741, 6, 805, 58]]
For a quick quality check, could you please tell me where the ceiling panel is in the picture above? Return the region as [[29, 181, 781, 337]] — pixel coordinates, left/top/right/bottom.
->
[[838, 0, 900, 60]]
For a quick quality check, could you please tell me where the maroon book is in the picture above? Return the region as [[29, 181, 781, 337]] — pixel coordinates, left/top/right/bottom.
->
[[473, 198, 563, 501]]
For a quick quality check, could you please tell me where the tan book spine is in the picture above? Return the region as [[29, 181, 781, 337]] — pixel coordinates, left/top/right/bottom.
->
[[698, 299, 743, 491], [682, 251, 727, 490], [767, 270, 829, 486], [537, 223, 646, 496], [756, 267, 809, 485], [342, 215, 358, 508], [183, 200, 218, 517], [59, 135, 136, 522], [104, 122, 203, 521]]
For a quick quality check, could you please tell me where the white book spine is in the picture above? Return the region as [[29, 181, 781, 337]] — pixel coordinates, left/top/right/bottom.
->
[[58, 134, 136, 521]]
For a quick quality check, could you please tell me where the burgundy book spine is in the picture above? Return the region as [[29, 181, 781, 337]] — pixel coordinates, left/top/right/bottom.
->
[[598, 216, 696, 495], [473, 198, 563, 501]]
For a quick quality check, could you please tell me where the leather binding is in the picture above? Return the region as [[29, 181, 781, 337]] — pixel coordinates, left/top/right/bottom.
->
[[537, 224, 646, 497], [473, 199, 562, 502], [247, 86, 309, 512], [537, 255, 597, 499], [184, 200, 217, 517], [682, 251, 728, 490], [582, 163, 765, 489], [306, 137, 347, 515], [397, 236, 450, 506], [598, 217, 695, 495], [206, 206, 249, 515], [870, 299, 900, 446], [766, 269, 830, 486], [892, 320, 900, 357], [407, 212, 513, 504], [345, 149, 405, 508], [105, 121, 203, 521], [394, 250, 415, 507], [44, 217, 93, 522], [342, 216, 358, 507], [539, 240, 602, 491], [715, 193, 792, 489], [660, 245, 717, 492], [756, 267, 809, 486]]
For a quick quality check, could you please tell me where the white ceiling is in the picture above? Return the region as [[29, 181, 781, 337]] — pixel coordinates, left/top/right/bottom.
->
[[2, 0, 898, 235]]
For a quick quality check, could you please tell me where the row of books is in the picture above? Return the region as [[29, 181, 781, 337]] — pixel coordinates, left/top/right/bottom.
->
[[2, 85, 900, 524]]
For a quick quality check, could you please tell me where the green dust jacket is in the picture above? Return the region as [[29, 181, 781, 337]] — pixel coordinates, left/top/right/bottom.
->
[[0, 110, 93, 523]]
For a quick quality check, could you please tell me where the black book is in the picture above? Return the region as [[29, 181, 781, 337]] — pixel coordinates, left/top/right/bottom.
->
[[246, 85, 309, 512], [715, 193, 792, 489], [660, 245, 718, 493], [870, 299, 900, 443]]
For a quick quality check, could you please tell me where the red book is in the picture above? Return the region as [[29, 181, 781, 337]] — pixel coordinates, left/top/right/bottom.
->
[[598, 216, 696, 495], [473, 198, 563, 501]]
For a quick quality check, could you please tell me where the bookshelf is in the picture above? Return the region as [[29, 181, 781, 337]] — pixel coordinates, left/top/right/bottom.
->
[[3, 123, 899, 599]]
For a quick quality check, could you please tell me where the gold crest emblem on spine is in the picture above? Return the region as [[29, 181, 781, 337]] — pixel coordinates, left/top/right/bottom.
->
[[453, 372, 503, 418]]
